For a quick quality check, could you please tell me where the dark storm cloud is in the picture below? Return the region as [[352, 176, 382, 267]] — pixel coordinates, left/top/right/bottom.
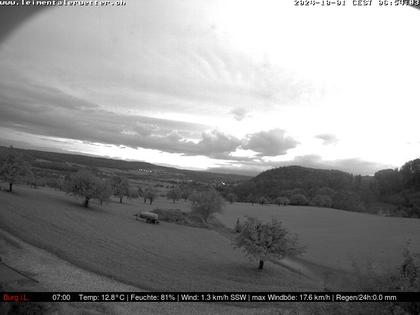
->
[[316, 133, 338, 145], [242, 129, 299, 156], [0, 76, 311, 161], [0, 80, 245, 157]]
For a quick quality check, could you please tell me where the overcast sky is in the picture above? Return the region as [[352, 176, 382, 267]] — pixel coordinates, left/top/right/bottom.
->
[[0, 1, 419, 175]]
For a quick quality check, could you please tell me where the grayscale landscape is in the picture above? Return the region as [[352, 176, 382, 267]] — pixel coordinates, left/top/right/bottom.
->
[[1, 2, 420, 315]]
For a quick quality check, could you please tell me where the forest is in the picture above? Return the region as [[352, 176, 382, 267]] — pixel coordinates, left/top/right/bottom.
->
[[219, 159, 420, 218]]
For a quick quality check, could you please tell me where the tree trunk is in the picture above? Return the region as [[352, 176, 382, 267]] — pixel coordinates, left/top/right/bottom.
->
[[83, 197, 90, 208], [258, 259, 264, 271], [9, 183, 13, 193]]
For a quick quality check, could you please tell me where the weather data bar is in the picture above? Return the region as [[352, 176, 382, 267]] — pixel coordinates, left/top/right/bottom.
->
[[2, 292, 420, 303]]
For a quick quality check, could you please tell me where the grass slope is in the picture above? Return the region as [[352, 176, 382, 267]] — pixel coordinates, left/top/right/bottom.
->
[[0, 230, 298, 315], [0, 186, 315, 291], [216, 203, 420, 271]]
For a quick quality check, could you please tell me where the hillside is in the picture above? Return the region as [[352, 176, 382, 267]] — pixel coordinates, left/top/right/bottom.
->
[[254, 166, 358, 191], [222, 163, 420, 218], [0, 146, 249, 185], [2, 186, 420, 290], [230, 165, 366, 201], [0, 187, 316, 292]]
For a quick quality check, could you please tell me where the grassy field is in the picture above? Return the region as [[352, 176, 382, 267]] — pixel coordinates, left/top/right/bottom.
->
[[215, 203, 420, 272], [0, 186, 316, 292], [1, 185, 420, 294], [0, 229, 297, 315], [141, 195, 420, 272]]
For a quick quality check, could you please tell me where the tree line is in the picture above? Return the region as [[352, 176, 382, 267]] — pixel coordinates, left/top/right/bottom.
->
[[2, 146, 419, 217], [373, 159, 420, 217], [217, 161, 420, 218], [63, 169, 163, 207], [0, 147, 159, 207]]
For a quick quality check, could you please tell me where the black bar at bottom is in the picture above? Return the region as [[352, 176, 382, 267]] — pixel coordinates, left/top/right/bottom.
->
[[1, 292, 420, 303]]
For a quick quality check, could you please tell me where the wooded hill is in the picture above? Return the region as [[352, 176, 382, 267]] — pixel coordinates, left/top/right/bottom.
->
[[221, 161, 420, 218]]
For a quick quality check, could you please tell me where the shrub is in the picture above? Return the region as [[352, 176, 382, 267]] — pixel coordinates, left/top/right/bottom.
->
[[245, 194, 257, 205], [316, 187, 336, 197], [180, 187, 192, 201], [166, 187, 181, 203], [304, 244, 420, 315], [143, 187, 158, 204], [310, 194, 333, 208], [291, 188, 308, 198], [274, 196, 290, 206], [189, 190, 224, 223], [332, 190, 365, 212], [258, 196, 268, 206], [225, 192, 237, 204], [111, 176, 129, 203], [151, 209, 208, 228], [151, 209, 188, 223], [290, 194, 309, 205], [96, 179, 112, 205], [127, 185, 139, 199]]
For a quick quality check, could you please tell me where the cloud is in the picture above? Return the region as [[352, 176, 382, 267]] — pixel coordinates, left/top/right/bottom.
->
[[0, 4, 316, 124], [176, 130, 241, 158], [0, 75, 309, 161], [316, 133, 338, 145], [194, 130, 241, 156], [242, 129, 299, 156], [0, 78, 247, 159], [229, 107, 248, 121]]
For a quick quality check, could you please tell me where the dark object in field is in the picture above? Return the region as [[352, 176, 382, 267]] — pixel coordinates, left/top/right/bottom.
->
[[151, 208, 208, 228], [135, 211, 159, 224]]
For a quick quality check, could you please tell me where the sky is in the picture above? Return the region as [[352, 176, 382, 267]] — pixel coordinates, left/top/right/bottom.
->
[[0, 1, 419, 176]]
